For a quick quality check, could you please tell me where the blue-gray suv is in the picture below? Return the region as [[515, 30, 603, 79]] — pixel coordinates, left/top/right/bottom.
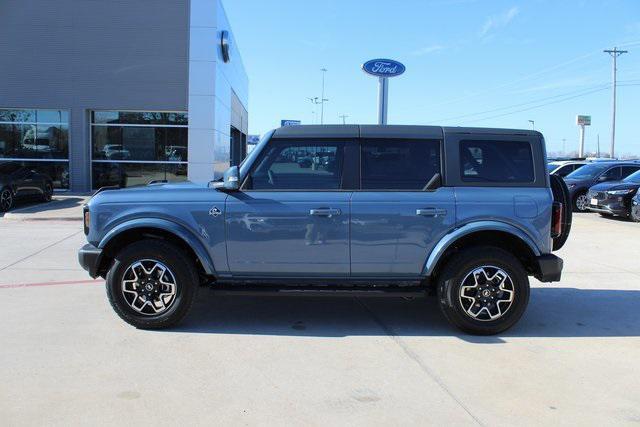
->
[[79, 125, 570, 335]]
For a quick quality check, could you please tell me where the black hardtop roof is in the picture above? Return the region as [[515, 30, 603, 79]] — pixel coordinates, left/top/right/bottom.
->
[[271, 124, 541, 139]]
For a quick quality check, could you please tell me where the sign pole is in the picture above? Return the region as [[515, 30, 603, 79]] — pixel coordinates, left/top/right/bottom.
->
[[362, 59, 404, 125], [579, 124, 585, 157], [378, 77, 388, 125]]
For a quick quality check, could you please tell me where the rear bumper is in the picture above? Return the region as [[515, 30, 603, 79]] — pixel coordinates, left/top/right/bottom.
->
[[78, 243, 103, 278], [534, 254, 563, 282]]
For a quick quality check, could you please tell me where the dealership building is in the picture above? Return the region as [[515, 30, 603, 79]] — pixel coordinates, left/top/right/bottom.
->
[[0, 0, 248, 192]]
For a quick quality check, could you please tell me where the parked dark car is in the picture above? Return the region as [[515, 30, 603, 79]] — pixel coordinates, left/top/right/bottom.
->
[[0, 161, 53, 212], [563, 162, 640, 212], [587, 169, 640, 219], [547, 160, 588, 177]]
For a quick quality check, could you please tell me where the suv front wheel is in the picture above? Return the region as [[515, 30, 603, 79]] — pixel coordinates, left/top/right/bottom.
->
[[106, 239, 198, 329], [574, 191, 589, 212], [437, 246, 530, 335]]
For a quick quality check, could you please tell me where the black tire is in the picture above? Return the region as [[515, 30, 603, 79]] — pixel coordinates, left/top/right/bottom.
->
[[41, 182, 53, 202], [106, 239, 198, 329], [573, 190, 589, 212], [437, 246, 530, 335], [550, 174, 572, 251], [0, 187, 14, 212]]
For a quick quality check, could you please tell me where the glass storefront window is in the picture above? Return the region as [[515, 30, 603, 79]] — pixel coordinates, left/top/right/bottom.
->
[[0, 109, 69, 189], [92, 111, 188, 126], [91, 111, 188, 189], [92, 162, 188, 189]]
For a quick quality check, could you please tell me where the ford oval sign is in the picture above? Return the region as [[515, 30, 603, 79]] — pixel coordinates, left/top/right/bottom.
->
[[362, 59, 405, 78]]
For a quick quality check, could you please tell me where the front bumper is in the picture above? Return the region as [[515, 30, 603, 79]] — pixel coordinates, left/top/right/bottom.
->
[[78, 243, 103, 278], [586, 191, 630, 216], [534, 254, 563, 283]]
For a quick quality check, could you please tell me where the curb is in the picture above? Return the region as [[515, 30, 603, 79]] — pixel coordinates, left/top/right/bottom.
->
[[2, 215, 82, 222]]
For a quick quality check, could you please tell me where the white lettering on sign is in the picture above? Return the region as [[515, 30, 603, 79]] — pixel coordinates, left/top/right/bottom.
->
[[371, 62, 398, 74]]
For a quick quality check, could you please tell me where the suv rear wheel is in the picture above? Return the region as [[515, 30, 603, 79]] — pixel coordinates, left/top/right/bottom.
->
[[106, 240, 198, 329], [437, 246, 530, 335]]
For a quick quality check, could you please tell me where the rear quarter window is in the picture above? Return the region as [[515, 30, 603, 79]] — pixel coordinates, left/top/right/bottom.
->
[[460, 140, 534, 183]]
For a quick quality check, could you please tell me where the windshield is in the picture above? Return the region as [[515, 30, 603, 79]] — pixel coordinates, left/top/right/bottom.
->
[[624, 169, 640, 183], [565, 163, 610, 180]]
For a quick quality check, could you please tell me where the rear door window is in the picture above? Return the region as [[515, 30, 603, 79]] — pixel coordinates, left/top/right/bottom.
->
[[600, 166, 621, 181], [360, 139, 441, 190], [460, 140, 534, 183]]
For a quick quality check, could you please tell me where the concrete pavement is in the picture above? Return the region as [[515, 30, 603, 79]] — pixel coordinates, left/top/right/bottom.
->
[[1, 214, 639, 426], [2, 195, 87, 222]]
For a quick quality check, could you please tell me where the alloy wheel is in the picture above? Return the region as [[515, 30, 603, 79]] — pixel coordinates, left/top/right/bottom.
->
[[458, 266, 515, 321], [121, 259, 178, 316], [0, 189, 13, 211], [575, 194, 588, 211], [631, 204, 640, 222]]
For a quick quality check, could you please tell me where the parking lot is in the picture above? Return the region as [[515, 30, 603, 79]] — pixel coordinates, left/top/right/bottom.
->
[[1, 212, 639, 426]]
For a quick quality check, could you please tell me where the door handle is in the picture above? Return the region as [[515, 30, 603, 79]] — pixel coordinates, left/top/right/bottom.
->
[[416, 208, 447, 217], [309, 208, 341, 217]]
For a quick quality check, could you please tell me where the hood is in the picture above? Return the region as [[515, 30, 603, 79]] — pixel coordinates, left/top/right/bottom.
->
[[590, 180, 640, 192], [88, 180, 225, 207], [108, 181, 208, 192]]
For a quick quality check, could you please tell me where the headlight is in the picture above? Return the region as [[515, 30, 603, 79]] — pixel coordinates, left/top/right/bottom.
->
[[607, 189, 635, 195]]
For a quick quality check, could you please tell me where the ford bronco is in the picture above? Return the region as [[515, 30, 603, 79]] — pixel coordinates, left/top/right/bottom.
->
[[79, 125, 571, 335]]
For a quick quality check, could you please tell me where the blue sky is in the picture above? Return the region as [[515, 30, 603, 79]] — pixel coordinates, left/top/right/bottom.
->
[[225, 0, 640, 156]]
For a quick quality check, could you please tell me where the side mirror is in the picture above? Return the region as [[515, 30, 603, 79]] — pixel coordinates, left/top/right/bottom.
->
[[222, 166, 240, 190]]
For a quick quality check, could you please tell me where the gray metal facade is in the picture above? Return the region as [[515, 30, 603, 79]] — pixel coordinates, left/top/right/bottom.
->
[[0, 0, 190, 191]]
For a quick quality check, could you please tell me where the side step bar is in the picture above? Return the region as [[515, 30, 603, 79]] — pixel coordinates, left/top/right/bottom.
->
[[207, 285, 429, 298]]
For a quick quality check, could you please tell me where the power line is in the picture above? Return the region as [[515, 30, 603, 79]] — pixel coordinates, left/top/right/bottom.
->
[[430, 82, 611, 123], [416, 39, 640, 114], [466, 86, 611, 124]]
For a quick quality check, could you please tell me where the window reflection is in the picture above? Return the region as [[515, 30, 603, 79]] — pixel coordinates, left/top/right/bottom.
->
[[0, 160, 69, 189], [0, 109, 69, 189], [92, 163, 188, 189], [90, 110, 188, 189]]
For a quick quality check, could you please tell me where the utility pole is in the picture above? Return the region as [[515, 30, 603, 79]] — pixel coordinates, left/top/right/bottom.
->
[[562, 138, 566, 155], [597, 134, 600, 158], [604, 47, 628, 159], [320, 68, 328, 124], [338, 114, 349, 125]]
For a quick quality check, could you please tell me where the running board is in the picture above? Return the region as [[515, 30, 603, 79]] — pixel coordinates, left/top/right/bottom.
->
[[206, 285, 429, 298]]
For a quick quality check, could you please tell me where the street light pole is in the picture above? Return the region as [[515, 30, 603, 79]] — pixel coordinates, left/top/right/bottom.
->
[[604, 47, 628, 159]]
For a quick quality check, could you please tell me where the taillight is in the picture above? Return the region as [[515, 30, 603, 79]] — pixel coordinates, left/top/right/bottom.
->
[[551, 201, 562, 238]]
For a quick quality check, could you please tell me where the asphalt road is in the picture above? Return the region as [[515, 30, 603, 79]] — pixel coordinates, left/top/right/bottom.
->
[[1, 214, 639, 426]]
